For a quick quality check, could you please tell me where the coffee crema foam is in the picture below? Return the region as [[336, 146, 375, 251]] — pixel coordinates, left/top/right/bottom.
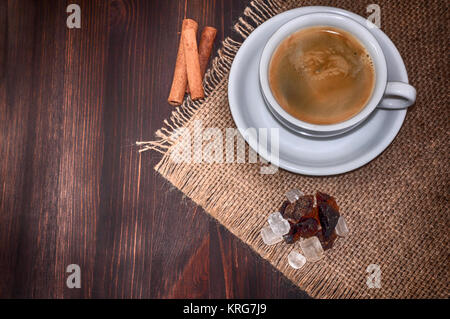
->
[[269, 26, 375, 125]]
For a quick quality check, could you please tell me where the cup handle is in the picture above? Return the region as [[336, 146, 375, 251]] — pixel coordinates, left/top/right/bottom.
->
[[377, 81, 416, 109]]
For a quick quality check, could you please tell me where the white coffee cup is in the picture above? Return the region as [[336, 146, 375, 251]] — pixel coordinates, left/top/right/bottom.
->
[[259, 12, 416, 137]]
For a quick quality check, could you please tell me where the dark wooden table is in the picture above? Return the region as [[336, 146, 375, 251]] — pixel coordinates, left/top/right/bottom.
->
[[0, 0, 309, 298]]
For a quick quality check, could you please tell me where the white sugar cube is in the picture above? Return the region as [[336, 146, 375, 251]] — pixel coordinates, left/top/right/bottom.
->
[[269, 219, 290, 236], [300, 236, 324, 262], [268, 212, 283, 226], [288, 250, 306, 269], [335, 216, 349, 237], [285, 189, 304, 203], [268, 212, 290, 236], [261, 225, 283, 245]]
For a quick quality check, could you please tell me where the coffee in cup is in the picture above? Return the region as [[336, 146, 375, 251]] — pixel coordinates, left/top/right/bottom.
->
[[268, 26, 375, 125], [259, 13, 416, 137]]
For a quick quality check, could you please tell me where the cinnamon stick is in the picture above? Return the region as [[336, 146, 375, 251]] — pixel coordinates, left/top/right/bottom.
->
[[183, 27, 204, 100], [186, 26, 217, 94], [167, 19, 198, 105], [198, 26, 217, 76]]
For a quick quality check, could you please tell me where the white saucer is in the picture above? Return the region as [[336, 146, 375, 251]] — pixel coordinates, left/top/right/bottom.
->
[[228, 6, 408, 176]]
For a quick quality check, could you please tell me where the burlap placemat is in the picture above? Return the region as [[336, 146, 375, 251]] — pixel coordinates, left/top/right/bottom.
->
[[139, 0, 449, 298]]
